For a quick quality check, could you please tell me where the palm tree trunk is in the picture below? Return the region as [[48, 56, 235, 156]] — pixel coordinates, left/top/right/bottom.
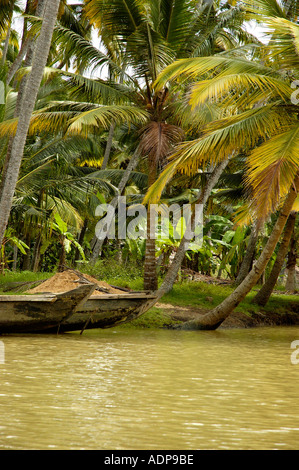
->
[[6, 36, 31, 86], [252, 211, 297, 306], [143, 161, 158, 291], [101, 122, 115, 170], [285, 227, 297, 292], [32, 234, 42, 272], [234, 222, 259, 286], [157, 159, 231, 296], [137, 158, 231, 313], [0, 0, 60, 248], [22, 233, 31, 270], [6, 0, 32, 85], [58, 236, 66, 272], [0, 0, 35, 187], [143, 212, 158, 290], [12, 245, 18, 271], [1, 18, 12, 67], [14, 0, 47, 116], [179, 174, 299, 330]]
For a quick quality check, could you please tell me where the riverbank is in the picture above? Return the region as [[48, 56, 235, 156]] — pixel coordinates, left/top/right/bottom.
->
[[0, 270, 298, 330], [153, 300, 299, 329], [126, 273, 298, 330], [128, 281, 299, 330]]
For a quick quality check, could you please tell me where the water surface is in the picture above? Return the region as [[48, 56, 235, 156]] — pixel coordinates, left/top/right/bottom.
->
[[0, 326, 298, 450]]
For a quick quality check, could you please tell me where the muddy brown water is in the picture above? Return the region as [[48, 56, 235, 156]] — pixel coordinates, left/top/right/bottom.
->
[[0, 326, 298, 450]]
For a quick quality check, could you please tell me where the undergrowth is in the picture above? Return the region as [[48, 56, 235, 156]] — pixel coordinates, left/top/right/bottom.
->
[[0, 268, 297, 329]]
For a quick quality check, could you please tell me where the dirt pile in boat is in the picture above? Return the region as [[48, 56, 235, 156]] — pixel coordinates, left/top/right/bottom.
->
[[26, 270, 125, 295]]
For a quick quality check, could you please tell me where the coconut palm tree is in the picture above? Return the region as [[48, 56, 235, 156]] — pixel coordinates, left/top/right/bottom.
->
[[2, 0, 251, 287], [252, 211, 297, 305], [285, 221, 298, 292], [142, 1, 299, 327], [62, 0, 253, 289], [0, 0, 61, 248]]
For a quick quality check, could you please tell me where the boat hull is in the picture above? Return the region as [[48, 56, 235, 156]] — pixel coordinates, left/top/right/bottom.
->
[[51, 293, 156, 332], [0, 284, 96, 334]]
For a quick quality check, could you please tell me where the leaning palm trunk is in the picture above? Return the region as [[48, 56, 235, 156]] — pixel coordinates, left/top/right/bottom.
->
[[234, 221, 259, 286], [137, 158, 231, 314], [1, 17, 12, 67], [101, 122, 115, 171], [157, 158, 231, 297], [252, 211, 297, 306], [179, 174, 299, 330], [285, 227, 297, 292], [7, 0, 46, 86], [0, 0, 61, 247]]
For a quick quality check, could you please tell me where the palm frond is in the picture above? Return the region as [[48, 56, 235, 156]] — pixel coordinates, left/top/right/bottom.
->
[[52, 23, 126, 76], [4, 101, 149, 137], [41, 67, 136, 104], [154, 55, 279, 91], [245, 0, 286, 20], [45, 195, 84, 231], [245, 123, 299, 220], [152, 0, 196, 51], [189, 72, 292, 109], [84, 0, 144, 38], [143, 104, 292, 204], [66, 104, 149, 135], [138, 121, 184, 167]]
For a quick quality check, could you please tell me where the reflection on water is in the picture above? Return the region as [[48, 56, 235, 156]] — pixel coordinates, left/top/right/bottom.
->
[[0, 326, 298, 450]]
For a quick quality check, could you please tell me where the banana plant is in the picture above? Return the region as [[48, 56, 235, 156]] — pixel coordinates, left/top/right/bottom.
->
[[0, 227, 29, 275], [51, 212, 85, 271]]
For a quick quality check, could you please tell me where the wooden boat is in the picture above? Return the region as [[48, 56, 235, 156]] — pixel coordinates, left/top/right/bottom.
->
[[0, 284, 96, 334], [47, 291, 157, 333]]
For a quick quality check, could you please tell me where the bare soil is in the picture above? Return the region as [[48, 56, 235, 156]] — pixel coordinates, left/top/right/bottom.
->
[[27, 270, 125, 295]]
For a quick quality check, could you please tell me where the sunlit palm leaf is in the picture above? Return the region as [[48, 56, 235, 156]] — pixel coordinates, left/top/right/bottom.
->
[[189, 72, 292, 109], [245, 123, 299, 220], [143, 104, 292, 204], [154, 56, 277, 90], [66, 104, 149, 135], [292, 194, 299, 211], [0, 101, 149, 137]]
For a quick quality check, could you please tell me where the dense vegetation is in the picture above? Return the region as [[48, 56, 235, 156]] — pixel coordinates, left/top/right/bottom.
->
[[0, 0, 298, 329]]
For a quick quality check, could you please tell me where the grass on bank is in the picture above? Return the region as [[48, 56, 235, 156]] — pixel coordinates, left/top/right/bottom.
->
[[0, 263, 297, 329]]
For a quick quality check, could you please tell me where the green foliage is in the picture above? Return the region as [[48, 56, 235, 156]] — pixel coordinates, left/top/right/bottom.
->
[[1, 0, 298, 301], [52, 213, 85, 260], [80, 258, 144, 289], [119, 307, 180, 329], [0, 270, 52, 293]]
